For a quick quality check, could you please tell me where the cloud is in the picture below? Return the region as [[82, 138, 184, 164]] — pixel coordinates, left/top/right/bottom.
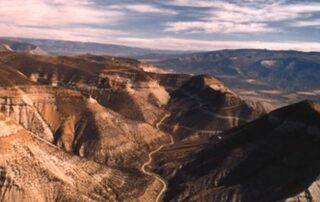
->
[[0, 0, 126, 45], [1, 19, 320, 52], [0, 23, 125, 43], [0, 0, 319, 51], [162, 0, 277, 8], [293, 20, 320, 28], [161, 0, 219, 8], [163, 0, 320, 33], [0, 0, 124, 27], [122, 4, 177, 15], [165, 21, 276, 33]]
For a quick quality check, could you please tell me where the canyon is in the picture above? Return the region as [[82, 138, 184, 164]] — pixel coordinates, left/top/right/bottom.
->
[[0, 51, 264, 201], [0, 48, 318, 201]]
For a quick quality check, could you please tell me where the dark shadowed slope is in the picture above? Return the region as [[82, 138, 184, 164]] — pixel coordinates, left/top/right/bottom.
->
[[163, 74, 266, 141], [164, 100, 320, 202]]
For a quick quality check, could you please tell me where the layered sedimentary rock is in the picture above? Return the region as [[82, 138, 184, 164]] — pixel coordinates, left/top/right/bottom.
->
[[0, 86, 168, 169], [0, 113, 148, 201], [0, 52, 170, 125]]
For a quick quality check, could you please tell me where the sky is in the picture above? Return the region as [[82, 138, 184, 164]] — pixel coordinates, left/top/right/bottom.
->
[[0, 0, 320, 51]]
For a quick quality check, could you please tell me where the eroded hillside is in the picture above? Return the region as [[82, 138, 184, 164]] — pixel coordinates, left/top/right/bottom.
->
[[0, 113, 149, 201], [163, 101, 320, 202]]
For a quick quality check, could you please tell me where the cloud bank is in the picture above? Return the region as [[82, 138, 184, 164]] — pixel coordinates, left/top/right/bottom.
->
[[164, 0, 320, 33], [0, 0, 319, 51]]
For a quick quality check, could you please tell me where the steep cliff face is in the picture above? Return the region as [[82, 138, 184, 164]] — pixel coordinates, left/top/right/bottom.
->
[[0, 87, 56, 142], [147, 72, 192, 93], [88, 81, 169, 125], [164, 101, 320, 202], [0, 86, 168, 169], [0, 113, 150, 202], [163, 75, 266, 141]]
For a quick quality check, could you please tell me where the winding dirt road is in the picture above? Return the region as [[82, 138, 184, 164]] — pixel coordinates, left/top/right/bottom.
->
[[140, 113, 173, 202], [140, 101, 245, 201]]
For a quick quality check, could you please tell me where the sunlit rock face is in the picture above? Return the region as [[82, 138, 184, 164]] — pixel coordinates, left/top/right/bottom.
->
[[0, 113, 145, 202]]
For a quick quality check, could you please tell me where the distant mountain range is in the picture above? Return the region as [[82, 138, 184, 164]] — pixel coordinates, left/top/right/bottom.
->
[[0, 38, 47, 55], [0, 37, 188, 57], [155, 49, 320, 106]]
